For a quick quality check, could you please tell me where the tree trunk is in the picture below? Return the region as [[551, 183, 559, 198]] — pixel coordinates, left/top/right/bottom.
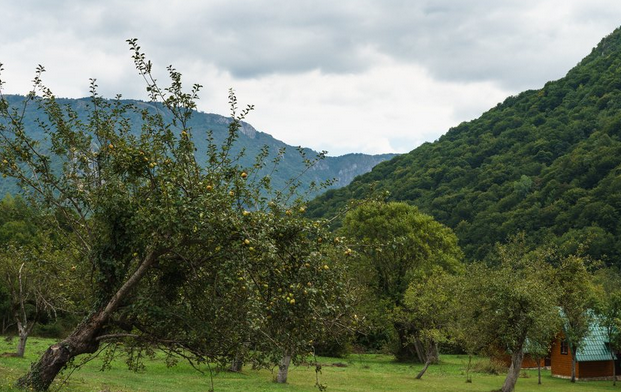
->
[[537, 361, 541, 385], [465, 355, 473, 383], [17, 311, 106, 391], [613, 358, 617, 386], [16, 250, 160, 391], [415, 357, 432, 379], [415, 340, 436, 379], [276, 351, 292, 384], [413, 338, 426, 363], [501, 349, 524, 392], [611, 343, 616, 386], [14, 262, 34, 358], [571, 355, 577, 383], [430, 340, 439, 364], [16, 320, 28, 358], [2, 316, 14, 335], [229, 352, 243, 372]]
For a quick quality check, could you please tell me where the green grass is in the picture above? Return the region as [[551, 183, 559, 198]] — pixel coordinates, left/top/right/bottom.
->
[[1, 337, 620, 391]]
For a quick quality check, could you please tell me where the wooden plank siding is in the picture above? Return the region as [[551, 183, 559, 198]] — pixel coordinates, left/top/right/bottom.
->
[[522, 355, 545, 369], [551, 333, 616, 379], [550, 333, 573, 378], [579, 360, 615, 379], [498, 354, 545, 369]]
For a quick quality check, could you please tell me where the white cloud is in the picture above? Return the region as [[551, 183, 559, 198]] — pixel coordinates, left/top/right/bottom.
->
[[1, 0, 621, 155], [197, 58, 508, 155]]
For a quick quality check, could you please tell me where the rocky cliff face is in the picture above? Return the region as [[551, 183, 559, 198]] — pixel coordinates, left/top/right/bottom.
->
[[328, 154, 396, 186]]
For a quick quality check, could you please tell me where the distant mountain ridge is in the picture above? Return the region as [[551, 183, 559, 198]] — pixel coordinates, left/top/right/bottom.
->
[[0, 95, 397, 197], [309, 27, 621, 264]]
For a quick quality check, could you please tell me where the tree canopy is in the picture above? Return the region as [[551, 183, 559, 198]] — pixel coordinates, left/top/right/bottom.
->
[[340, 201, 463, 361]]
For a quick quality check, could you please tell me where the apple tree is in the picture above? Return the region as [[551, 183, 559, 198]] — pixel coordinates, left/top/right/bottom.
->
[[400, 267, 461, 379], [0, 40, 350, 391], [0, 238, 78, 357], [241, 209, 354, 384], [457, 236, 561, 392], [0, 195, 82, 358]]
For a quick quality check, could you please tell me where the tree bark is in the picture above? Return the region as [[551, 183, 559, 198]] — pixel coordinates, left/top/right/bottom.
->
[[415, 357, 432, 379], [537, 361, 541, 385], [16, 320, 28, 358], [501, 349, 524, 392], [413, 338, 426, 363], [415, 340, 436, 379], [17, 310, 107, 390], [276, 351, 292, 384], [571, 355, 577, 383], [465, 355, 473, 383], [16, 249, 160, 391], [430, 340, 439, 364], [229, 352, 243, 372], [611, 343, 616, 386], [14, 263, 37, 358]]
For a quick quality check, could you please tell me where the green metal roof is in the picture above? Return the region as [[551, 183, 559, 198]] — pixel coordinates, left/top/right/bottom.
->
[[574, 316, 616, 362]]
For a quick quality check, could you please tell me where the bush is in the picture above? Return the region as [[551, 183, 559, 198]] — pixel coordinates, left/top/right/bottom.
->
[[472, 358, 508, 375], [33, 314, 80, 338], [314, 339, 352, 358]]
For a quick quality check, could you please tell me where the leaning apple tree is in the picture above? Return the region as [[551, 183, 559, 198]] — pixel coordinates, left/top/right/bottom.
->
[[0, 40, 352, 391]]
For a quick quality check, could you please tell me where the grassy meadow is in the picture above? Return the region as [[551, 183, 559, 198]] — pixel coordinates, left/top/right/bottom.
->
[[1, 337, 619, 392]]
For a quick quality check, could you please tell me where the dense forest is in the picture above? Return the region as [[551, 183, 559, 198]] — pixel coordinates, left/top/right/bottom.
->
[[0, 95, 395, 197], [309, 27, 621, 264]]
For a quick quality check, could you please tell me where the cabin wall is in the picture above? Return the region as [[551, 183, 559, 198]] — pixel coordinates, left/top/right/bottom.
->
[[550, 335, 573, 378], [521, 355, 545, 369], [578, 360, 614, 379]]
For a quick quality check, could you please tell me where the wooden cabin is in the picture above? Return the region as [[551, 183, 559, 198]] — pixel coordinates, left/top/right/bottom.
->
[[550, 317, 619, 380]]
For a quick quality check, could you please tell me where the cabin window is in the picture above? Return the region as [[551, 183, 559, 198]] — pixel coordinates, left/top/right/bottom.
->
[[560, 339, 568, 355]]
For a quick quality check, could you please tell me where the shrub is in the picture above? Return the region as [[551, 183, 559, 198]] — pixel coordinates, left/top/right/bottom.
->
[[472, 358, 508, 375]]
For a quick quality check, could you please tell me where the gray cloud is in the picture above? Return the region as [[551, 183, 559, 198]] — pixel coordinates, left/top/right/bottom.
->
[[5, 0, 621, 89], [2, 0, 621, 155]]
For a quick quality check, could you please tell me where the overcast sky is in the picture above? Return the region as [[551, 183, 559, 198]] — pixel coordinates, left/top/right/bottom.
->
[[2, 1, 621, 156]]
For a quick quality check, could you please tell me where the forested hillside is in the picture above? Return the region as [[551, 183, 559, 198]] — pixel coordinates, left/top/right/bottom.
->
[[309, 27, 621, 264], [0, 95, 395, 197]]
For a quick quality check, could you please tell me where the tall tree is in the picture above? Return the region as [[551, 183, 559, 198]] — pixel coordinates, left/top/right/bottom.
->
[[341, 201, 462, 361], [0, 280, 9, 334]]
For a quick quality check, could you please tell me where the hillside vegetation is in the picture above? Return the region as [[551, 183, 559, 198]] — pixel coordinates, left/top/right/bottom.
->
[[0, 95, 395, 197], [309, 27, 621, 263]]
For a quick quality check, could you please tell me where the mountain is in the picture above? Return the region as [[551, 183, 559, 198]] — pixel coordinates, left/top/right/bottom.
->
[[0, 95, 396, 197], [309, 27, 621, 264]]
